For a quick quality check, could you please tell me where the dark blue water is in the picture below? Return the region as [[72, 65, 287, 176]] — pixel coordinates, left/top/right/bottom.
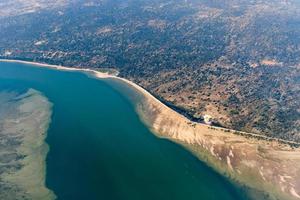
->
[[0, 62, 249, 200]]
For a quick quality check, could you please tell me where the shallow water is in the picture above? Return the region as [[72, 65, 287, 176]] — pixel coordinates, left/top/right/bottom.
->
[[0, 62, 249, 200]]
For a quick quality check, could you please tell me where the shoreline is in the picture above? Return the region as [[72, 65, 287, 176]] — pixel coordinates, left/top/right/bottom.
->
[[1, 58, 300, 200], [0, 58, 299, 147]]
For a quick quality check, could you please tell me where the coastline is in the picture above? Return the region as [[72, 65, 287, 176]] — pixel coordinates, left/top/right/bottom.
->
[[1, 58, 298, 146], [1, 59, 300, 200]]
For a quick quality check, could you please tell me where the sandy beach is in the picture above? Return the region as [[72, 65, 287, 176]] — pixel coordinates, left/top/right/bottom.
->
[[1, 59, 300, 200]]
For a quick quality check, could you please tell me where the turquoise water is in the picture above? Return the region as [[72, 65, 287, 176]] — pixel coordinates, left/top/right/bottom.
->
[[0, 62, 249, 200]]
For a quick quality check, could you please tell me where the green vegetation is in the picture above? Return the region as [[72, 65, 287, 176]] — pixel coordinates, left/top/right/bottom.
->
[[0, 0, 299, 142]]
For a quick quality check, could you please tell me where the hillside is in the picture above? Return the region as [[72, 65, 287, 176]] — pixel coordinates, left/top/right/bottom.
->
[[0, 0, 299, 141]]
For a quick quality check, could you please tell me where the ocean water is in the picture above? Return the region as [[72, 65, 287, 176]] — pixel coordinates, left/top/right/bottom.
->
[[0, 61, 249, 200]]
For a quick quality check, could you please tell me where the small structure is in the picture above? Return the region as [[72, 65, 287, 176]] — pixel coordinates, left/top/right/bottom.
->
[[4, 50, 12, 56], [203, 115, 213, 125]]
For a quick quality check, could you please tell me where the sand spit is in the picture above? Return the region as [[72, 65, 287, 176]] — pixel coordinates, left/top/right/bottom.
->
[[1, 59, 300, 200], [0, 88, 55, 200], [141, 96, 300, 200]]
